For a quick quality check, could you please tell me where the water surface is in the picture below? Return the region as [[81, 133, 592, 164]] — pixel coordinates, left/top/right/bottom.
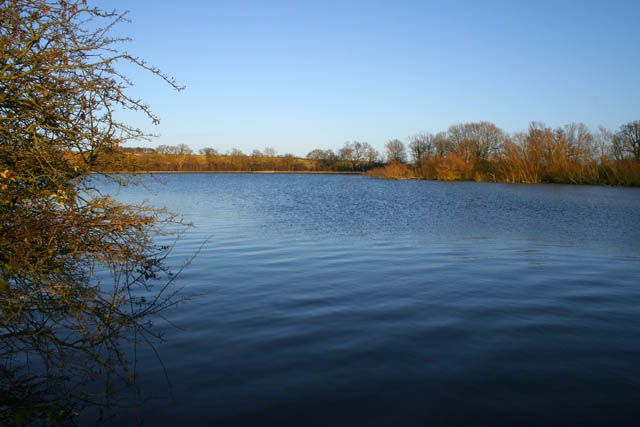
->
[[102, 174, 640, 426]]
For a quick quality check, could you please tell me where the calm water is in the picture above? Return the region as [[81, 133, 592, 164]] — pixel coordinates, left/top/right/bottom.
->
[[100, 174, 640, 426]]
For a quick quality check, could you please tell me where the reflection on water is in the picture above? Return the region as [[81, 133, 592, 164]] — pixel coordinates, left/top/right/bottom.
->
[[98, 174, 640, 426]]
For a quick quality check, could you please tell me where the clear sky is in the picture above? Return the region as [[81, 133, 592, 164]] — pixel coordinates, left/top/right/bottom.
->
[[105, 0, 640, 157]]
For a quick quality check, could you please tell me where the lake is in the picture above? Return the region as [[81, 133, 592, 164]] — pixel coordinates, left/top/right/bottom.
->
[[99, 173, 640, 426]]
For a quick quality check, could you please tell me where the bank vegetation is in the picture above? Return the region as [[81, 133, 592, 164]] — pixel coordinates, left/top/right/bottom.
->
[[1, 1, 186, 423], [113, 141, 382, 173], [366, 121, 640, 185], [117, 120, 640, 186]]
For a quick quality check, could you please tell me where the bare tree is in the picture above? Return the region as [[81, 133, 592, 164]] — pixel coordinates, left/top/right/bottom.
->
[[385, 139, 407, 163], [563, 123, 595, 163], [307, 148, 338, 169], [307, 149, 327, 160], [339, 141, 372, 170], [448, 122, 504, 162], [263, 146, 277, 157], [157, 144, 174, 154], [228, 148, 246, 156], [363, 144, 380, 164], [614, 121, 640, 161], [409, 132, 434, 164], [199, 147, 218, 170], [596, 126, 614, 160], [0, 0, 185, 423], [177, 143, 193, 155], [431, 132, 450, 157], [199, 147, 219, 156], [339, 142, 354, 165], [174, 144, 193, 170]]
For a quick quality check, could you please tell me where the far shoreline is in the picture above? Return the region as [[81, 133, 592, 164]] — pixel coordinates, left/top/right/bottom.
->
[[118, 170, 362, 174], [96, 170, 640, 187]]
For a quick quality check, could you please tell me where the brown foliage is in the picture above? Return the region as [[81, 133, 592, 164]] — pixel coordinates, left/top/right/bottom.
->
[[367, 121, 640, 186], [1, 1, 185, 423], [366, 161, 414, 179]]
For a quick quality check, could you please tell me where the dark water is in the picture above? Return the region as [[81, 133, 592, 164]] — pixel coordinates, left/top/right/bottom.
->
[[101, 174, 640, 426]]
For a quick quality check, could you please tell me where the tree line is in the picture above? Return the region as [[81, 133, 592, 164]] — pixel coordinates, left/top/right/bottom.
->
[[119, 142, 383, 172], [119, 120, 640, 185], [367, 120, 640, 185]]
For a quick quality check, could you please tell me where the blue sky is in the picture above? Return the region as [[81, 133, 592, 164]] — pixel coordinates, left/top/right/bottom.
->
[[105, 0, 640, 156]]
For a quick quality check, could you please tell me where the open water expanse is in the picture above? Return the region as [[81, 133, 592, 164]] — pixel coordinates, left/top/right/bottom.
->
[[99, 173, 640, 426]]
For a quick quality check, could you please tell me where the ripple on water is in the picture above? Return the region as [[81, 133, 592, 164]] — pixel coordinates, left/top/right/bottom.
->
[[96, 174, 640, 426]]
